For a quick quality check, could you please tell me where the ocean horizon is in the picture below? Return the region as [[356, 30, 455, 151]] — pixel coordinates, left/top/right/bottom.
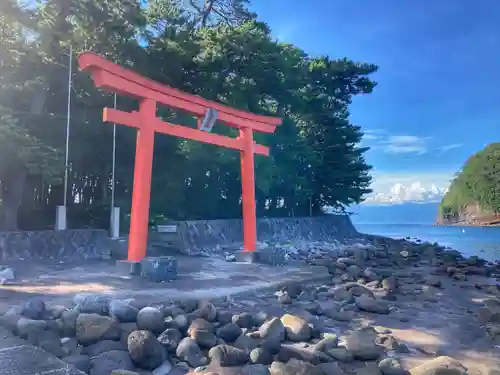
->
[[354, 223, 500, 262]]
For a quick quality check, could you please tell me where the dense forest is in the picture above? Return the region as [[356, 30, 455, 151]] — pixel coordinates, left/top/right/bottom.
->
[[0, 0, 377, 231], [438, 143, 500, 224]]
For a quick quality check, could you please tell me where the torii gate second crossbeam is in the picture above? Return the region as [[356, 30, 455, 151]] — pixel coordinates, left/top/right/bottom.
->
[[78, 52, 282, 262]]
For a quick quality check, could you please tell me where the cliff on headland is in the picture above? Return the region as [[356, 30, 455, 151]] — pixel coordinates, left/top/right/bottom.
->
[[436, 143, 500, 226]]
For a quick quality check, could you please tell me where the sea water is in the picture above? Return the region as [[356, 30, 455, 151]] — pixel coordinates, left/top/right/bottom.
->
[[355, 223, 500, 262]]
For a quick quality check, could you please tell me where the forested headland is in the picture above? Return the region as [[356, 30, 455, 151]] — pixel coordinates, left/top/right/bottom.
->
[[438, 143, 500, 226], [0, 0, 377, 231]]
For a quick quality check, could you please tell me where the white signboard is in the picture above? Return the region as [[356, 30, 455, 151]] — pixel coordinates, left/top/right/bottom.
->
[[157, 225, 177, 233]]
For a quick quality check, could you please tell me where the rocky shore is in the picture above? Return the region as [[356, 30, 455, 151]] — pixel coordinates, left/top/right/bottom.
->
[[1, 236, 500, 375]]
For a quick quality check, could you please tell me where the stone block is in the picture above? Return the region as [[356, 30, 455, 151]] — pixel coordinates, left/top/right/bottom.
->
[[140, 256, 178, 282], [236, 249, 285, 266], [116, 260, 141, 276], [0, 345, 86, 375]]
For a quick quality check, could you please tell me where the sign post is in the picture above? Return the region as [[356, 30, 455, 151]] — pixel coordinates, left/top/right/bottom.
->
[[78, 53, 281, 262]]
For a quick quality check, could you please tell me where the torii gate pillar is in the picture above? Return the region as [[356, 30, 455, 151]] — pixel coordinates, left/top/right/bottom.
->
[[78, 53, 281, 262]]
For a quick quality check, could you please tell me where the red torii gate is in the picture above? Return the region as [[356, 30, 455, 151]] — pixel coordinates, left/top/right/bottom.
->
[[78, 52, 282, 262]]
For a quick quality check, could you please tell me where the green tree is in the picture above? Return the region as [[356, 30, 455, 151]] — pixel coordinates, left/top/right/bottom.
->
[[439, 143, 500, 221]]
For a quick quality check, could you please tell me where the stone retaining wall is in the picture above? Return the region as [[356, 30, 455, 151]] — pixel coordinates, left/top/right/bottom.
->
[[0, 229, 111, 261], [174, 215, 358, 254]]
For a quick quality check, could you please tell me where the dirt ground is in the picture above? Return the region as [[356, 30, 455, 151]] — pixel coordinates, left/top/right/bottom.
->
[[0, 255, 330, 313]]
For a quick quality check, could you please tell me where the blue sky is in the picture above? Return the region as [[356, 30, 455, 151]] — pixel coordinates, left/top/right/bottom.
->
[[251, 0, 500, 204]]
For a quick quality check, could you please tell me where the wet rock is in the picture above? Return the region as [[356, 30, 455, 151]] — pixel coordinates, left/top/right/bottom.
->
[[74, 293, 110, 315], [188, 318, 214, 335], [259, 317, 285, 342], [63, 354, 91, 372], [59, 309, 80, 337], [271, 358, 323, 375], [36, 330, 67, 357], [280, 314, 311, 342], [16, 317, 47, 339], [277, 343, 330, 365], [250, 347, 273, 365], [233, 312, 254, 328], [85, 340, 127, 357], [110, 370, 141, 375], [316, 362, 346, 375], [234, 333, 259, 353], [158, 328, 183, 352], [355, 296, 390, 314], [347, 265, 362, 278], [216, 310, 234, 325], [90, 350, 134, 375], [197, 302, 217, 322], [313, 336, 338, 352], [165, 314, 188, 330], [243, 364, 271, 375], [151, 360, 173, 375], [282, 282, 303, 299], [218, 322, 243, 342], [358, 363, 382, 375], [109, 300, 139, 323], [323, 308, 354, 322], [21, 299, 46, 320], [364, 268, 380, 281], [379, 358, 407, 375], [191, 328, 217, 349], [325, 347, 354, 363], [345, 330, 383, 360], [337, 257, 357, 266], [409, 357, 467, 375], [382, 277, 398, 291], [137, 307, 165, 333], [176, 337, 207, 367], [127, 330, 166, 370], [209, 344, 249, 366], [45, 305, 68, 320], [76, 313, 120, 345], [119, 322, 138, 343]]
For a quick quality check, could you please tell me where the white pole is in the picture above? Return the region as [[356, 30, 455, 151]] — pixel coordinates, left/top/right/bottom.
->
[[110, 94, 117, 236], [63, 45, 72, 208], [111, 94, 117, 213]]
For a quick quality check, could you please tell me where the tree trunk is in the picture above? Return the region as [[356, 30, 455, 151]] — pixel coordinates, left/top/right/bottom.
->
[[0, 162, 27, 231]]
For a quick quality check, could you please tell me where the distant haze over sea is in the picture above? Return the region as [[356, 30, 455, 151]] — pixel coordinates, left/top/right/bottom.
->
[[349, 202, 439, 225]]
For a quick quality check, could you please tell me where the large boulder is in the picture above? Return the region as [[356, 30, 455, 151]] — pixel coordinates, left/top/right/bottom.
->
[[345, 330, 384, 360], [76, 314, 120, 345], [209, 344, 249, 366], [355, 296, 390, 314], [280, 314, 311, 342], [410, 357, 467, 375], [127, 330, 166, 370], [176, 337, 206, 368], [74, 293, 110, 315], [258, 318, 285, 342], [21, 299, 46, 320], [218, 323, 243, 342], [90, 350, 134, 375], [109, 300, 139, 323], [136, 307, 164, 333]]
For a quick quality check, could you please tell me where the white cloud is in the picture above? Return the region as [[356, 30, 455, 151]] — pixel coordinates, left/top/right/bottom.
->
[[383, 135, 431, 155], [440, 143, 463, 152], [362, 130, 432, 155], [363, 171, 454, 205]]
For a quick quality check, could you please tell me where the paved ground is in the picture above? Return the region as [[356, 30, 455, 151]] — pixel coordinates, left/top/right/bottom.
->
[[0, 255, 330, 313]]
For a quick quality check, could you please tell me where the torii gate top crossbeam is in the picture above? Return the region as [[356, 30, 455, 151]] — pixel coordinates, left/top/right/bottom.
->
[[78, 52, 281, 134]]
